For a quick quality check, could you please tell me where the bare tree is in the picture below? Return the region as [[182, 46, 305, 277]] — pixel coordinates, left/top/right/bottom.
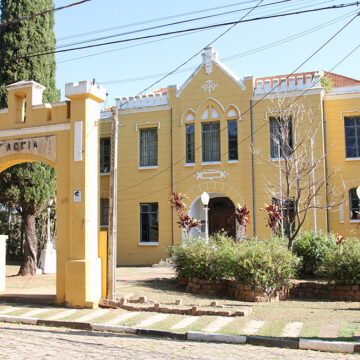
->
[[257, 96, 342, 249]]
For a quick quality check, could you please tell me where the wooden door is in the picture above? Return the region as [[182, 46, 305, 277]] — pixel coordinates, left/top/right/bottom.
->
[[209, 197, 235, 237]]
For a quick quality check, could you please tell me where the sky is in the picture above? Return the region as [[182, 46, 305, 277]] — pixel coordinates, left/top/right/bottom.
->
[[52, 0, 360, 107]]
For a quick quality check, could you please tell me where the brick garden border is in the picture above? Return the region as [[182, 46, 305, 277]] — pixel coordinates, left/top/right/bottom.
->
[[179, 277, 360, 302]]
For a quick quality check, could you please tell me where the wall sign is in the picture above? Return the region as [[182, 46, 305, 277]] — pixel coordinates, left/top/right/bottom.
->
[[0, 135, 56, 162], [73, 190, 82, 202]]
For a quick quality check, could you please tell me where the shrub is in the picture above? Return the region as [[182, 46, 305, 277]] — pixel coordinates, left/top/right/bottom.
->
[[232, 237, 299, 293], [170, 233, 236, 281], [319, 237, 360, 285], [292, 231, 337, 278], [171, 234, 299, 293]]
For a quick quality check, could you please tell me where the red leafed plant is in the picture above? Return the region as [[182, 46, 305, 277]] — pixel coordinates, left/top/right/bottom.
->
[[262, 203, 283, 234], [336, 235, 344, 246], [234, 204, 250, 238], [169, 192, 199, 233]]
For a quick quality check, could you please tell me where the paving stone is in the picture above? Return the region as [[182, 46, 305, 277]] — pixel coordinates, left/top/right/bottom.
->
[[75, 309, 109, 322], [105, 311, 140, 325], [241, 320, 265, 335], [203, 317, 234, 332], [0, 306, 25, 315], [319, 322, 341, 338], [136, 314, 169, 328], [20, 307, 52, 318], [170, 316, 198, 330], [46, 309, 78, 320], [281, 322, 303, 337]]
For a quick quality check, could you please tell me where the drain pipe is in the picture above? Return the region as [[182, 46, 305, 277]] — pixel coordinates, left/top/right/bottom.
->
[[170, 107, 174, 246], [250, 99, 256, 237], [322, 99, 330, 233]]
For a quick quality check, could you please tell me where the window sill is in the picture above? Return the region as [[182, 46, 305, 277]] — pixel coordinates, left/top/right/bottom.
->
[[138, 242, 159, 246], [185, 163, 195, 167], [100, 172, 110, 176], [227, 160, 238, 164], [345, 157, 360, 161], [201, 161, 221, 166], [349, 219, 360, 223], [100, 225, 109, 228], [138, 166, 158, 170]]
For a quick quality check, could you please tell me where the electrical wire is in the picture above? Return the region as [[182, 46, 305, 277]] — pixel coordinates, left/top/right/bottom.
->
[[7, 2, 358, 62], [0, 0, 92, 27], [95, 9, 357, 86]]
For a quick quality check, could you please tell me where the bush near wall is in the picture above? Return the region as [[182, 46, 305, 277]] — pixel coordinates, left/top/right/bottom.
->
[[292, 231, 337, 278], [171, 234, 299, 296]]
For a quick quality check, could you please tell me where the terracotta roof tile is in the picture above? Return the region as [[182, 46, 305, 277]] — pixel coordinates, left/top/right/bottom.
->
[[255, 71, 360, 88]]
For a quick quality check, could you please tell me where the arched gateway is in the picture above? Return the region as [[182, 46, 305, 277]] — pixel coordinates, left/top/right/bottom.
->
[[0, 80, 106, 308]]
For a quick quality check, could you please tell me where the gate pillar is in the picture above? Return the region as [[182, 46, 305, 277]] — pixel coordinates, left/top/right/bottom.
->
[[65, 81, 106, 308]]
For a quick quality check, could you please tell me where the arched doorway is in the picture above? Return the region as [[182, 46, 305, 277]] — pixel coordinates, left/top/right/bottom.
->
[[209, 197, 235, 237], [189, 193, 236, 239]]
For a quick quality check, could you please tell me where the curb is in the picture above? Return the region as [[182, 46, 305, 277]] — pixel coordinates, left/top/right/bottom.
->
[[0, 315, 359, 354]]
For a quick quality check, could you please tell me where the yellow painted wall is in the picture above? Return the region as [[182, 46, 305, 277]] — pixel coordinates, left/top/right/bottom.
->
[[99, 51, 360, 265], [0, 80, 105, 308]]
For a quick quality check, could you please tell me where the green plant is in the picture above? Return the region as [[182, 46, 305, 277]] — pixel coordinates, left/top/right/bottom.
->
[[319, 237, 360, 285], [232, 237, 299, 293], [292, 231, 337, 278], [170, 233, 236, 280]]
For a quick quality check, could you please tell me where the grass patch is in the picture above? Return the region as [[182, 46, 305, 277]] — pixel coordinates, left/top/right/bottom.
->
[[147, 314, 185, 331], [339, 323, 358, 338], [300, 321, 321, 338], [90, 309, 127, 324], [256, 320, 286, 337], [183, 316, 213, 332], [120, 313, 151, 327], [218, 317, 247, 335]]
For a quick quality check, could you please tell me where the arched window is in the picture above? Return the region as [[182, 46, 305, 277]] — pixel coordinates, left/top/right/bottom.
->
[[201, 105, 221, 163]]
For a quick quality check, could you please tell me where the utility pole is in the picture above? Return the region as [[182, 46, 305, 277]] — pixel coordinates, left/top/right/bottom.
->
[[107, 105, 119, 300]]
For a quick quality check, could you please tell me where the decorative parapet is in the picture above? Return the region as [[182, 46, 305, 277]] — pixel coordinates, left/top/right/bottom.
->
[[116, 91, 168, 110], [65, 80, 106, 102], [254, 73, 322, 95]]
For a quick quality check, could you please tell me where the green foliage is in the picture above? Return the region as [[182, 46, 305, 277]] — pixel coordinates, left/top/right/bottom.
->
[[292, 231, 337, 278], [0, 0, 60, 107], [319, 237, 360, 285], [171, 234, 299, 292], [0, 162, 56, 215], [232, 237, 299, 292], [170, 233, 236, 281], [320, 77, 333, 94]]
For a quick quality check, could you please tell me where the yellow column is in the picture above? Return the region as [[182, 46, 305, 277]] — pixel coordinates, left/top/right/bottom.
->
[[65, 81, 106, 308]]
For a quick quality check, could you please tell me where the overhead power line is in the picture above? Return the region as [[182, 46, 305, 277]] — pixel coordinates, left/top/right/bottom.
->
[[96, 10, 357, 86], [0, 0, 92, 28], [8, 2, 358, 61]]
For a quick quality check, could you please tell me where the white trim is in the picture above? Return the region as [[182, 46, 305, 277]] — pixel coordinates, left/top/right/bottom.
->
[[138, 242, 159, 246], [138, 166, 158, 170], [195, 97, 225, 114], [227, 160, 238, 164], [349, 219, 360, 223], [74, 121, 83, 162], [180, 108, 196, 125], [225, 104, 242, 120], [0, 122, 70, 138], [100, 172, 110, 176], [136, 122, 160, 131], [345, 157, 360, 161], [201, 161, 221, 166], [339, 200, 344, 223], [326, 93, 360, 100], [339, 110, 360, 121], [119, 105, 170, 114], [252, 88, 323, 100], [185, 163, 195, 167]]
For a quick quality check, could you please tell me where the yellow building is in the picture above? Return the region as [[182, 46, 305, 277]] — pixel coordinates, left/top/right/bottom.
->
[[100, 47, 360, 265]]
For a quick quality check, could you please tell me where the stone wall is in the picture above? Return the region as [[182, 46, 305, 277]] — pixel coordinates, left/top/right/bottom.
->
[[178, 277, 360, 302]]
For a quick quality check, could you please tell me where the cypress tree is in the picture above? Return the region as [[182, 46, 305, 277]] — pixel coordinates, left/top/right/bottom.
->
[[0, 0, 60, 106], [0, 0, 59, 275]]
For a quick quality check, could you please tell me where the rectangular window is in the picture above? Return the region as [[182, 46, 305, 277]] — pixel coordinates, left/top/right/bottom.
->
[[228, 120, 238, 161], [202, 122, 220, 162], [270, 117, 293, 159], [100, 198, 109, 227], [344, 117, 360, 158], [186, 124, 195, 163], [100, 137, 111, 173], [140, 128, 158, 167], [140, 203, 158, 242], [349, 188, 360, 220]]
